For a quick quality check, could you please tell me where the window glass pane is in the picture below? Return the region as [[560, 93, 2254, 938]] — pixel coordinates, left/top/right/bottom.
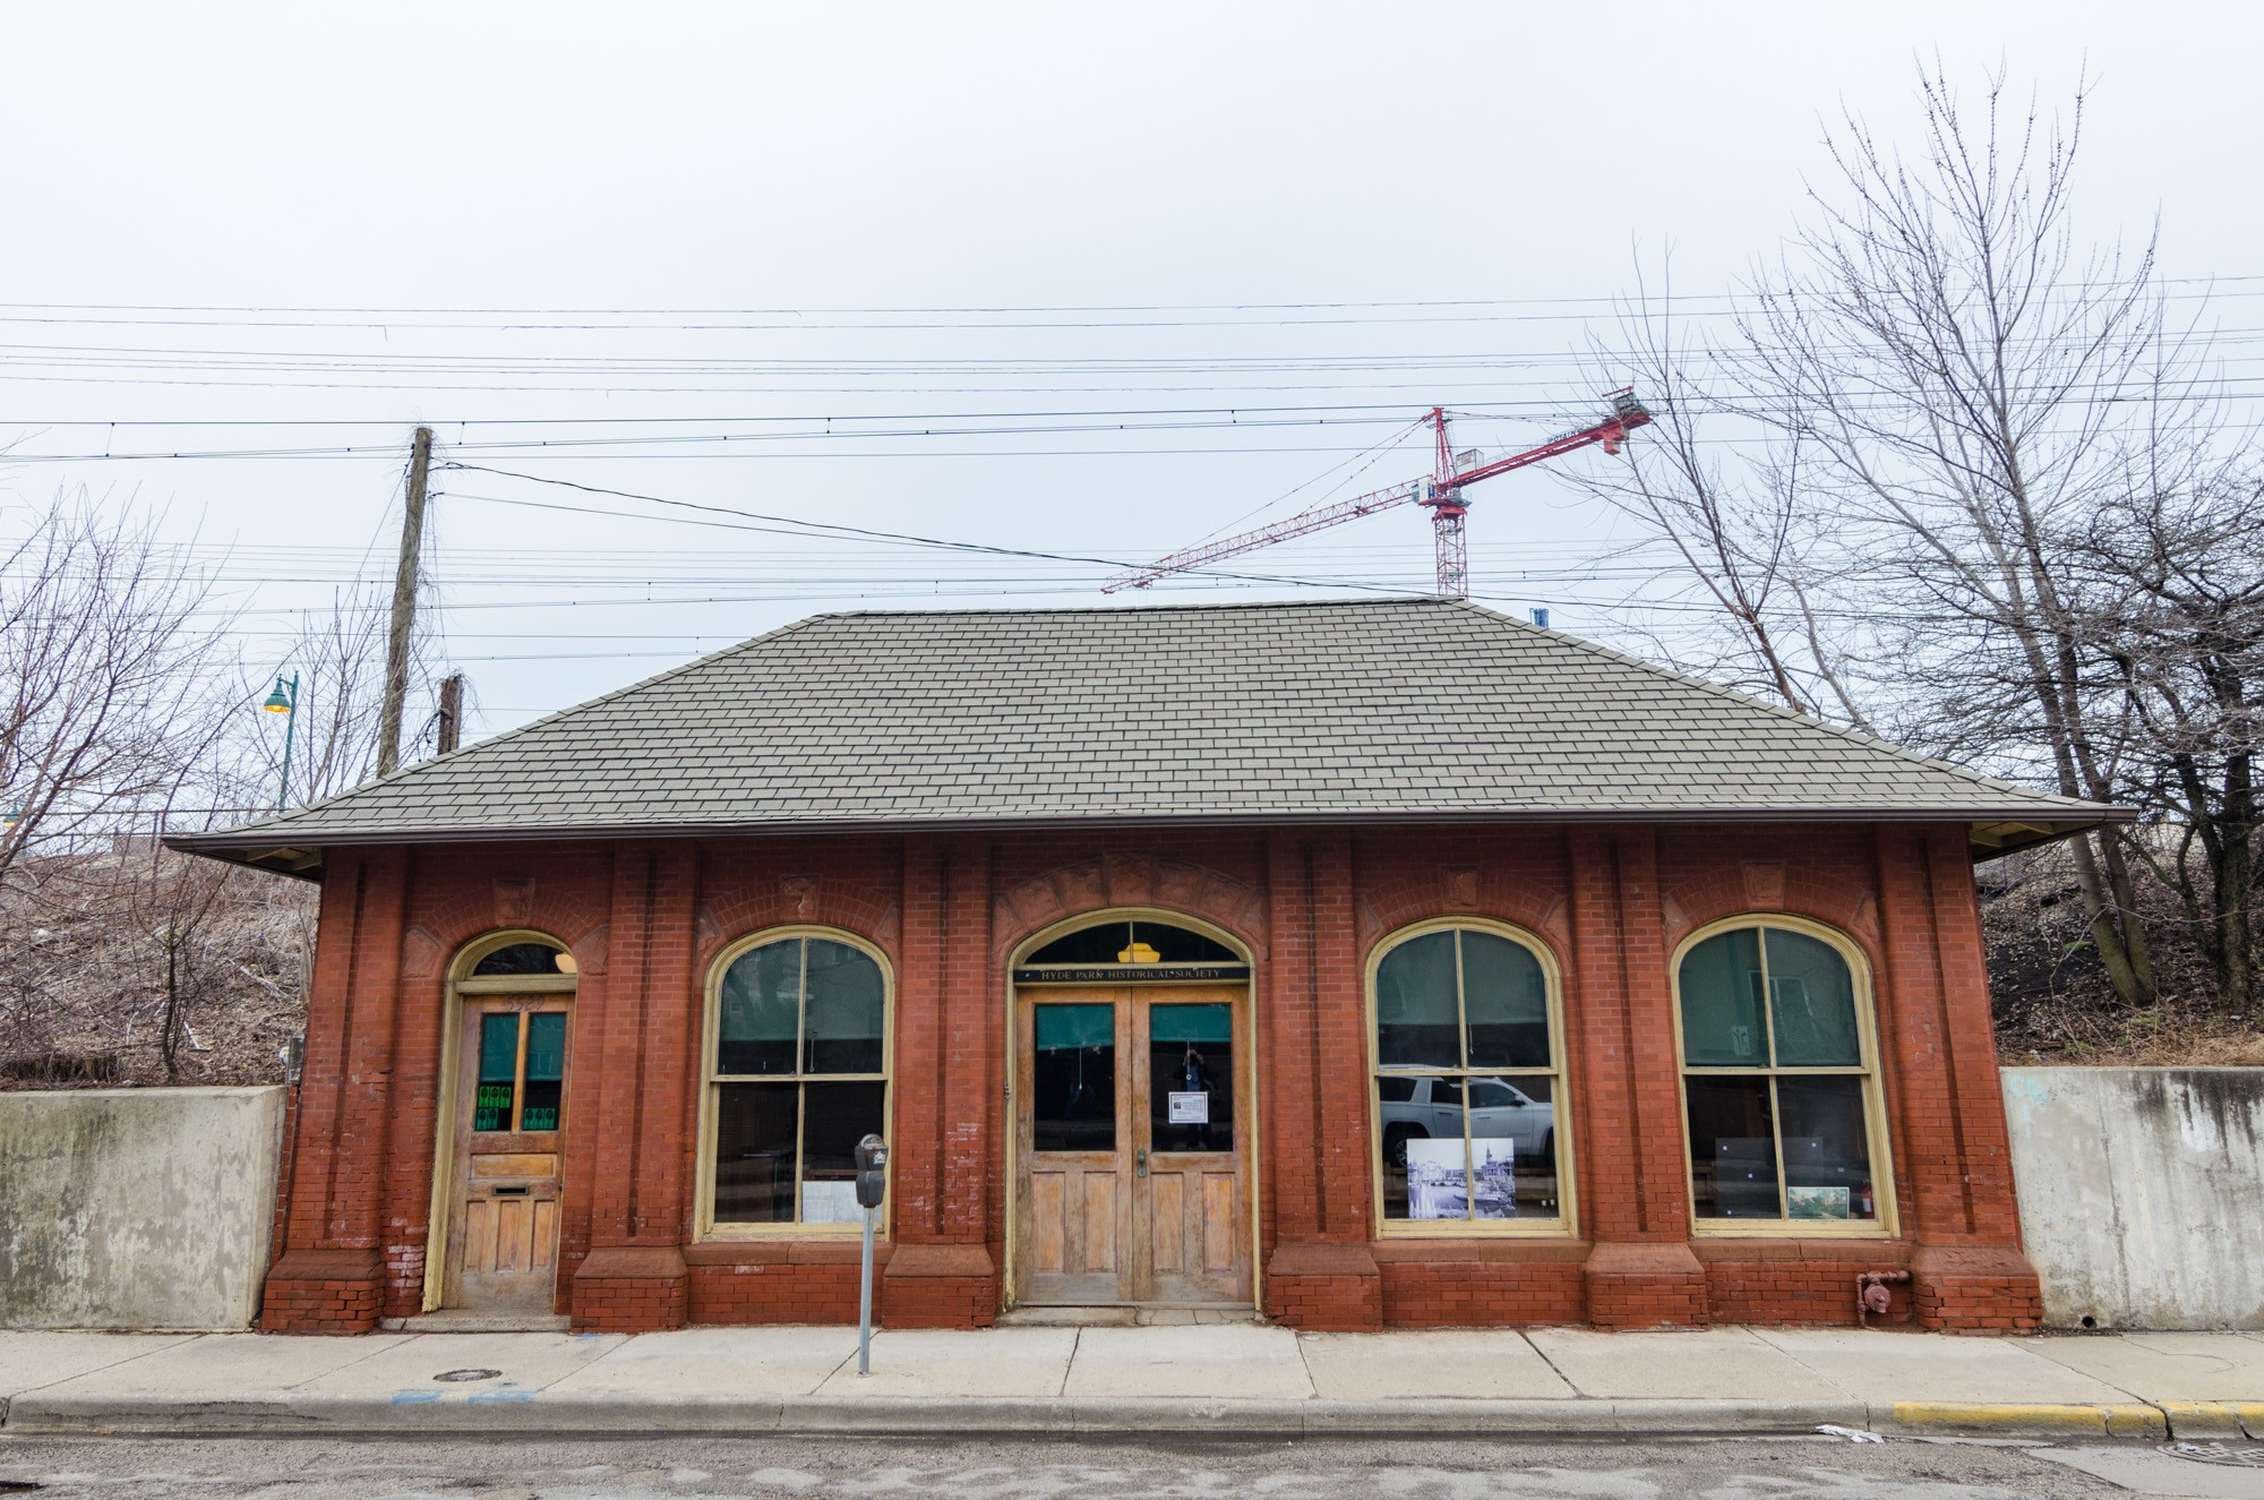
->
[[1026, 921, 1239, 965], [800, 1080, 886, 1225], [1468, 1075, 1557, 1219], [1149, 1003, 1232, 1153], [472, 941, 567, 977], [1778, 1076, 1878, 1220], [520, 1012, 566, 1131], [1687, 1076, 1778, 1218], [473, 1012, 518, 1131], [1764, 930, 1862, 1066], [1129, 922, 1237, 963], [1034, 1003, 1115, 1151], [713, 1083, 796, 1224], [803, 940, 885, 1074], [1462, 932, 1551, 1068], [718, 940, 801, 1075], [1679, 929, 1767, 1065], [1376, 931, 1460, 1068]]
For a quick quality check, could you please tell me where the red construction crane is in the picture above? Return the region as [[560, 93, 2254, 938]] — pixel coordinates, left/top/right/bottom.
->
[[1102, 388, 1651, 598]]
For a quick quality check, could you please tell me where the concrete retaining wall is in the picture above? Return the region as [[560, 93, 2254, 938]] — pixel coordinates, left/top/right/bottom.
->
[[2002, 1067, 2264, 1329], [0, 1085, 284, 1330]]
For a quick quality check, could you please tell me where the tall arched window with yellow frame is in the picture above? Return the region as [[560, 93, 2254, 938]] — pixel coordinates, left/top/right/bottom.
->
[[1674, 917, 1896, 1233], [1368, 919, 1574, 1235], [699, 927, 891, 1236]]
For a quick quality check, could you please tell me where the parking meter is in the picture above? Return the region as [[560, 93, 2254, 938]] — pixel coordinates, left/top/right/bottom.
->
[[855, 1134, 888, 1209], [854, 1133, 886, 1374]]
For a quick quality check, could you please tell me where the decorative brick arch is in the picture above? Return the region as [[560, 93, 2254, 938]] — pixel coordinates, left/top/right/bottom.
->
[[991, 853, 1267, 964], [695, 874, 902, 980], [402, 870, 613, 982], [1658, 859, 1883, 972], [1354, 865, 1572, 967]]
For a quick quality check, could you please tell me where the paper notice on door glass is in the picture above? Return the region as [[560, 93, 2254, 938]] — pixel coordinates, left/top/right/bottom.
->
[[800, 1179, 863, 1224], [1167, 1090, 1210, 1125]]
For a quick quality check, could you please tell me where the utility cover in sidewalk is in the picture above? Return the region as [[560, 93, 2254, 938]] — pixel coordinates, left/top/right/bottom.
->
[[2164, 1441, 2264, 1468], [433, 1368, 502, 1383]]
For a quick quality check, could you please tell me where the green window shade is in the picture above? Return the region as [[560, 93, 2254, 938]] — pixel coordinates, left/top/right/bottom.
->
[[1036, 1002, 1114, 1050], [1763, 929, 1861, 1066], [1679, 928, 1767, 1065], [473, 1012, 519, 1131], [1462, 931, 1550, 1068], [1149, 1003, 1231, 1045], [803, 939, 885, 1074], [1376, 930, 1459, 1068], [520, 1012, 566, 1131], [718, 939, 801, 1075]]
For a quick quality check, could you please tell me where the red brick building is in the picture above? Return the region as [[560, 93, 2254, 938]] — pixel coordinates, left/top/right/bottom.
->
[[178, 601, 2115, 1335]]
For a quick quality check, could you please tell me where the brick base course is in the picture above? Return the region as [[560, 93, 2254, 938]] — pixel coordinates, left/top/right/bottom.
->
[[1264, 1243, 1383, 1331], [1582, 1242, 1710, 1329], [571, 1246, 689, 1333], [260, 1249, 384, 1334], [1910, 1245, 2045, 1333]]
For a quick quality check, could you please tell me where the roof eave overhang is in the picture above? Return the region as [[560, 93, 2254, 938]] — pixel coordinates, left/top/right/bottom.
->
[[168, 804, 2129, 878]]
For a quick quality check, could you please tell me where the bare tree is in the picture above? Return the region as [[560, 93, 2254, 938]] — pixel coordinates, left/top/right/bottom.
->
[[2076, 465, 2263, 1010], [1577, 257, 1881, 733], [0, 493, 233, 887], [1715, 61, 2191, 1007]]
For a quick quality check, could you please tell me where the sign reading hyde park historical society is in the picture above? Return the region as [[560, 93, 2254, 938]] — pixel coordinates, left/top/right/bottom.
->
[[1013, 964, 1251, 983]]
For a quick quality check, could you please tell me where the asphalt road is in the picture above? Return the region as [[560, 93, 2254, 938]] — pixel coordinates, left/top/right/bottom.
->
[[2, 1432, 2236, 1499]]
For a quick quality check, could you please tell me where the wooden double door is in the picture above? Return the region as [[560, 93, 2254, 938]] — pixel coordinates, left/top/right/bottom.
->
[[1016, 985, 1251, 1306]]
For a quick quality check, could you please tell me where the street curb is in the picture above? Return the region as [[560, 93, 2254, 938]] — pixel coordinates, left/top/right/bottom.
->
[[1879, 1402, 2170, 1440], [0, 1393, 1878, 1440]]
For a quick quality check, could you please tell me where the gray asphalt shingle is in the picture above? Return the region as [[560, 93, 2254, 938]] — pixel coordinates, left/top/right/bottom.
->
[[177, 599, 2110, 855]]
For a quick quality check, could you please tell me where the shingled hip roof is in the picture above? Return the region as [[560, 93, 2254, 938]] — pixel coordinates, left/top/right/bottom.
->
[[173, 599, 2120, 873]]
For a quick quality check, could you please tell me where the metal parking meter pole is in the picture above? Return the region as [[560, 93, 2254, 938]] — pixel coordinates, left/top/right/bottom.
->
[[858, 1201, 875, 1376], [854, 1133, 887, 1377]]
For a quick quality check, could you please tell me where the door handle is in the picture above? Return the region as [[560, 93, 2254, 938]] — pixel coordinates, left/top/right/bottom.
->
[[1134, 1148, 1148, 1179]]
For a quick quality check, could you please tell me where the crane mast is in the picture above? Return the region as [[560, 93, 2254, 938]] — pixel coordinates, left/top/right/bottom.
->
[[1102, 388, 1651, 598]]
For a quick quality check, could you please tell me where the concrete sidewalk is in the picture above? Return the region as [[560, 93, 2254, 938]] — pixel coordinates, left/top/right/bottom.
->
[[3, 1324, 2261, 1441]]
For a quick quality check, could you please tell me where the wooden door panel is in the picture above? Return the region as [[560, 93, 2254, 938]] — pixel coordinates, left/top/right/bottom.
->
[[1030, 1172, 1067, 1274], [1081, 1172, 1118, 1273], [1201, 1172, 1237, 1272], [1149, 1175, 1185, 1274]]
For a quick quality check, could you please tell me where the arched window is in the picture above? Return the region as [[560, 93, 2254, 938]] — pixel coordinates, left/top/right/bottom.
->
[[1675, 918, 1894, 1231], [1368, 921, 1572, 1233], [701, 928, 890, 1234]]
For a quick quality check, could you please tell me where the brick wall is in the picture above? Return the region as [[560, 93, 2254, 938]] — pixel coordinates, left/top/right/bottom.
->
[[266, 819, 2041, 1334]]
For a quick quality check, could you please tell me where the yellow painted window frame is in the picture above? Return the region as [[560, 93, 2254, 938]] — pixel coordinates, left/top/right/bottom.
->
[[695, 924, 893, 1241], [1669, 913, 1900, 1239], [1364, 917, 1578, 1239]]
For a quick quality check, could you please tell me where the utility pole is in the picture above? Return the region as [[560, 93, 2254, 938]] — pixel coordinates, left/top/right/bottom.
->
[[376, 426, 434, 778], [436, 672, 465, 755]]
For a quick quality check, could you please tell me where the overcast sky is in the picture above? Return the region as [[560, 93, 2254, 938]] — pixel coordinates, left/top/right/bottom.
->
[[3, 2, 2256, 759]]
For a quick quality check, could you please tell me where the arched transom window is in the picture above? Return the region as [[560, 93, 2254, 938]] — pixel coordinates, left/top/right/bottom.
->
[[702, 929, 890, 1234], [1675, 918, 1894, 1231], [1369, 921, 1572, 1234]]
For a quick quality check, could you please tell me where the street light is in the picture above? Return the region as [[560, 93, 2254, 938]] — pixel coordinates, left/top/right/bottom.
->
[[262, 672, 300, 811]]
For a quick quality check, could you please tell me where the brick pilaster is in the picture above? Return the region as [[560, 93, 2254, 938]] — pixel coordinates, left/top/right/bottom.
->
[[1259, 830, 1379, 1328]]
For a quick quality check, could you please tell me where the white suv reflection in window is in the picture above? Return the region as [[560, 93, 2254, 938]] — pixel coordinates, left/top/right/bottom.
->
[[1378, 1075, 1554, 1166]]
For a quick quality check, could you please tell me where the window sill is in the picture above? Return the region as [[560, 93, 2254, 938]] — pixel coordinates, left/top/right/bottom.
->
[[1375, 1221, 1577, 1241], [684, 1237, 888, 1267], [1691, 1219, 1896, 1240], [1371, 1235, 1589, 1263]]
